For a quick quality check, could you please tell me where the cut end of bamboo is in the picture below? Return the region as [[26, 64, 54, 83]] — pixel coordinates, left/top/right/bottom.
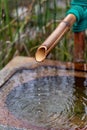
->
[[35, 46, 47, 62]]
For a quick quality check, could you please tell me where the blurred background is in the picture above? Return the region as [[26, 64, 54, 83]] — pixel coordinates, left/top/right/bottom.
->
[[0, 0, 87, 69]]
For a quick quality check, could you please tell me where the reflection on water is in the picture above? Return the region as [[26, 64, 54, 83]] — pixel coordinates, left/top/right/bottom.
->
[[6, 76, 74, 128], [5, 67, 87, 129]]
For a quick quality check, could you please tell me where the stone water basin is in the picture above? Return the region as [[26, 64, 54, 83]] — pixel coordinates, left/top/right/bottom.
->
[[0, 56, 87, 130]]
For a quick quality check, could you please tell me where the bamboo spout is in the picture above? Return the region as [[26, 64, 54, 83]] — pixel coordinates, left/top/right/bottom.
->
[[35, 14, 76, 62]]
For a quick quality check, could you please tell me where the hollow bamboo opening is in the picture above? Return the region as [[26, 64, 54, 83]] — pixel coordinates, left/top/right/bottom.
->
[[35, 46, 47, 62]]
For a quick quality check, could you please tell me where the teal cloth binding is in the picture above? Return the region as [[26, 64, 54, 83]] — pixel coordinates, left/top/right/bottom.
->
[[66, 0, 87, 32], [71, 0, 87, 6]]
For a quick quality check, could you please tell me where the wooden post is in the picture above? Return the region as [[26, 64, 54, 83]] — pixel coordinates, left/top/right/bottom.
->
[[74, 31, 85, 62]]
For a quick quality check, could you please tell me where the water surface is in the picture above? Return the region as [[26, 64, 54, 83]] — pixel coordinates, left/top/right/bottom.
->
[[4, 67, 87, 129]]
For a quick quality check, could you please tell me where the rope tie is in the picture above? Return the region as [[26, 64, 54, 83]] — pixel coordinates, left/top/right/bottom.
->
[[62, 21, 71, 27], [66, 0, 87, 32]]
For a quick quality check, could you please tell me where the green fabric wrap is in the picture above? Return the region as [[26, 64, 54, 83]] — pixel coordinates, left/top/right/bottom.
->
[[71, 0, 87, 6], [66, 0, 87, 32]]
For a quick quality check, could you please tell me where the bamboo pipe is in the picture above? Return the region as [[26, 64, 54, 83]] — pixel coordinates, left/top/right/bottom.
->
[[35, 14, 76, 62]]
